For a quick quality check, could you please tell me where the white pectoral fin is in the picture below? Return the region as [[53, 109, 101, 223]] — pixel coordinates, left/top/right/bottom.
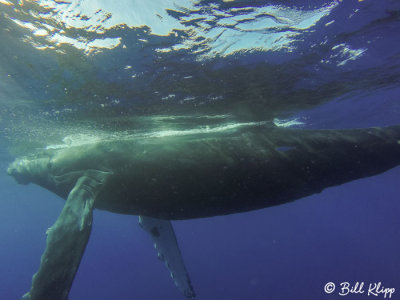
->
[[23, 171, 110, 300], [139, 216, 196, 298]]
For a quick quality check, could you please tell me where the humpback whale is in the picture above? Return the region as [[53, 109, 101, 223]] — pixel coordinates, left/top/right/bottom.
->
[[7, 123, 400, 300]]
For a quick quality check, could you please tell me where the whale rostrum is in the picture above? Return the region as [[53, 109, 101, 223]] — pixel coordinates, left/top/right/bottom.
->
[[8, 123, 400, 299]]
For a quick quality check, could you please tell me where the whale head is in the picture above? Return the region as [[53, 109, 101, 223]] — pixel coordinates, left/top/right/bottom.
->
[[7, 155, 52, 185], [7, 151, 77, 199], [7, 145, 111, 199]]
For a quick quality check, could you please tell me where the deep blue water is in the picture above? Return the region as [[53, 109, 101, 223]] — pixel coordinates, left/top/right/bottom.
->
[[0, 0, 400, 299]]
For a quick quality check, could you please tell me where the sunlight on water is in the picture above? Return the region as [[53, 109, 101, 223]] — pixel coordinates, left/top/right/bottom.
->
[[44, 119, 269, 150], [273, 118, 305, 128], [143, 121, 268, 138], [4, 0, 339, 56], [46, 133, 108, 150], [330, 43, 367, 67]]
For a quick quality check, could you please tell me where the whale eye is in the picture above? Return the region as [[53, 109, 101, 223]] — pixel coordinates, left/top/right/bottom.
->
[[47, 162, 53, 169]]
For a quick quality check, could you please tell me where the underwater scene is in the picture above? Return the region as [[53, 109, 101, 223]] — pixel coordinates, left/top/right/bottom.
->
[[0, 0, 400, 299]]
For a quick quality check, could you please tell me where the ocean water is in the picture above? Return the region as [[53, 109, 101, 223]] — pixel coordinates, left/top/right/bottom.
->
[[0, 0, 399, 299]]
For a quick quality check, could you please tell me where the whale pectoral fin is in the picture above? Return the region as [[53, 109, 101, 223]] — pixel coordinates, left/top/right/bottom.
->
[[23, 171, 109, 300], [139, 216, 196, 298]]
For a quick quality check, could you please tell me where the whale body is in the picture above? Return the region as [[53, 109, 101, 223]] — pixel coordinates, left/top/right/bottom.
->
[[7, 123, 400, 299]]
